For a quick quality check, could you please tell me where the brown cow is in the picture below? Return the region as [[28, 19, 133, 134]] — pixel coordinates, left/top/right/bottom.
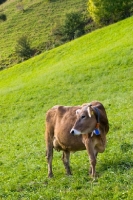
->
[[45, 101, 109, 178]]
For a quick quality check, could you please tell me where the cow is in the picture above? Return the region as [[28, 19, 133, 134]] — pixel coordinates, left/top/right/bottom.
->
[[45, 101, 109, 178]]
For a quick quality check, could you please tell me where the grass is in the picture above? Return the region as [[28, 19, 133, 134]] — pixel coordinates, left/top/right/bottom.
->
[[0, 0, 88, 68], [0, 16, 133, 199]]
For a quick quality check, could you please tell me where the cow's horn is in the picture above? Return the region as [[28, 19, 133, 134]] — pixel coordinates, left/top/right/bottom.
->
[[87, 106, 92, 118]]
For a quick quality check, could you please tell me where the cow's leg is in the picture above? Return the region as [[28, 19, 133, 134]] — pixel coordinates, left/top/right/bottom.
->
[[83, 136, 96, 177], [46, 145, 53, 178], [45, 126, 54, 178], [89, 150, 98, 175], [62, 150, 72, 175]]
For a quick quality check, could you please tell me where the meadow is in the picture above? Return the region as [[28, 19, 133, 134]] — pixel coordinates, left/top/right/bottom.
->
[[0, 0, 87, 68], [0, 16, 133, 199]]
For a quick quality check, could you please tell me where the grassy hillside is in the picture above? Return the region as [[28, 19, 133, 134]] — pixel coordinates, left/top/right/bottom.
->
[[0, 0, 88, 69], [0, 16, 133, 199]]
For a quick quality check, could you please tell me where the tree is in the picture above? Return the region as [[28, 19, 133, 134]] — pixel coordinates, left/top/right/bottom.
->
[[88, 0, 133, 25], [63, 12, 85, 40]]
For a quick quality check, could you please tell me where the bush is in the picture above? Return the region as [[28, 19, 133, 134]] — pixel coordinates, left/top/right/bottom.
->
[[15, 35, 33, 60], [0, 13, 7, 21], [0, 0, 7, 5], [62, 11, 85, 40]]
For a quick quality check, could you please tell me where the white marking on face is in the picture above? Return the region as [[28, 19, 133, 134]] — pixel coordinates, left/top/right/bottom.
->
[[70, 128, 81, 135]]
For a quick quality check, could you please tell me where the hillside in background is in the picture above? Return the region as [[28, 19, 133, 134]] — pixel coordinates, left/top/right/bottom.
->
[[0, 16, 133, 199], [0, 0, 88, 69]]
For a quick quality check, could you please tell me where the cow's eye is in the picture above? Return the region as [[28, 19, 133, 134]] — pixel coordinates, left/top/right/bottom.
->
[[81, 115, 86, 119]]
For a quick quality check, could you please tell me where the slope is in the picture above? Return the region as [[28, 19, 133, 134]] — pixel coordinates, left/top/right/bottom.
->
[[0, 0, 87, 68], [0, 16, 133, 199]]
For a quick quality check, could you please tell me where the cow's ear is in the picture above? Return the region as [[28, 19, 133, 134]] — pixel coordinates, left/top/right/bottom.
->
[[76, 109, 81, 115], [87, 106, 92, 118]]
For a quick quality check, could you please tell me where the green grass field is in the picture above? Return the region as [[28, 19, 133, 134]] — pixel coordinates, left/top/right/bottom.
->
[[0, 16, 133, 199], [0, 0, 87, 68]]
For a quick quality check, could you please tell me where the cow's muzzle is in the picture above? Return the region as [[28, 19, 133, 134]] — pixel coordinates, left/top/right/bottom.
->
[[70, 128, 81, 135]]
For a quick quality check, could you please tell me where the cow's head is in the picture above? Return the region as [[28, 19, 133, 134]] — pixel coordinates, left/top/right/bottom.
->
[[70, 104, 97, 135]]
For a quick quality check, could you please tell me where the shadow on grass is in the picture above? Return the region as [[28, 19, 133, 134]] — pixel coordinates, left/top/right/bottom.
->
[[100, 160, 133, 172]]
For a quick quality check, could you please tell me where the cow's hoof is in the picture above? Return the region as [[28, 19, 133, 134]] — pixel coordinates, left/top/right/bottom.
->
[[66, 173, 72, 176], [48, 173, 54, 178]]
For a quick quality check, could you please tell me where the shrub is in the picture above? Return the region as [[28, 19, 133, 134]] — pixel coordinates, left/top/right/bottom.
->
[[15, 35, 33, 60], [0, 0, 7, 5], [62, 11, 85, 40], [0, 13, 7, 21]]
